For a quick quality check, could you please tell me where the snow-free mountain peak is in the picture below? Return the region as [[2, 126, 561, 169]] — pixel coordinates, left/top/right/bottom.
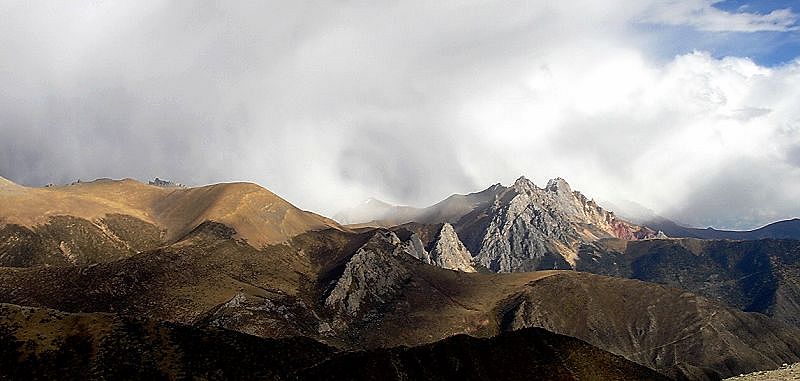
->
[[337, 176, 658, 273], [0, 177, 341, 255]]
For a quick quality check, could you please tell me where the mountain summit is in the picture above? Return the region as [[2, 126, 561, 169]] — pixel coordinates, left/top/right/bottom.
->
[[340, 176, 659, 272], [458, 176, 658, 272]]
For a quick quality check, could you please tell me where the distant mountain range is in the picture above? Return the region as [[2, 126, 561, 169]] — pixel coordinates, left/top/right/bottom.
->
[[1, 175, 799, 380], [643, 217, 800, 240]]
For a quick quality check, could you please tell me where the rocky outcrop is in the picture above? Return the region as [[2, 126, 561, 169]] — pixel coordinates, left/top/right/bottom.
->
[[543, 178, 656, 240], [391, 223, 476, 272], [396, 224, 476, 272], [325, 232, 411, 321], [471, 177, 583, 272], [395, 232, 432, 264], [333, 176, 657, 274], [462, 176, 658, 273], [429, 223, 475, 272], [148, 177, 186, 188]]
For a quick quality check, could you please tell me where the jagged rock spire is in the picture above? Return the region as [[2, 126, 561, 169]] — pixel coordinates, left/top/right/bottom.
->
[[471, 175, 658, 272], [430, 223, 475, 272], [513, 175, 536, 190]]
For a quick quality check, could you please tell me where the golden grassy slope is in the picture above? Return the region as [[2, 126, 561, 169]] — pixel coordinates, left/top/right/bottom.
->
[[0, 177, 341, 248]]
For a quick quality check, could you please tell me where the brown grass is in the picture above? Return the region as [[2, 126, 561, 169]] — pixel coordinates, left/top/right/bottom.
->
[[0, 178, 342, 248]]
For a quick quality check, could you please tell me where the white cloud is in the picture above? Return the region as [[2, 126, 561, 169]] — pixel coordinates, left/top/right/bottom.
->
[[641, 0, 799, 32], [0, 1, 798, 229], [455, 50, 800, 228]]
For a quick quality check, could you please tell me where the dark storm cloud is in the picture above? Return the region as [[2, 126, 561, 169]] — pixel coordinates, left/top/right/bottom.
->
[[0, 1, 798, 228]]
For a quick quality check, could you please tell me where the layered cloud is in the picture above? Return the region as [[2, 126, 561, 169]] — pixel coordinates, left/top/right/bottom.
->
[[641, 0, 799, 32], [0, 1, 798, 229]]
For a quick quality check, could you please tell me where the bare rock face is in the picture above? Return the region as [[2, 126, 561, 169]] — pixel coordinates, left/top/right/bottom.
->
[[396, 232, 432, 264], [543, 177, 656, 240], [333, 176, 655, 274], [392, 223, 475, 272], [325, 231, 411, 322], [429, 223, 475, 272], [473, 177, 581, 272], [468, 177, 658, 273]]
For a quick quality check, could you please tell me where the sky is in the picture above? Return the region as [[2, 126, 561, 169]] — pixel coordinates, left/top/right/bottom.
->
[[1, 0, 799, 229]]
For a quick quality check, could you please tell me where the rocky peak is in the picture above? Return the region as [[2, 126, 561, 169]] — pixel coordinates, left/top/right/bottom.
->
[[395, 232, 432, 264], [474, 190, 578, 272], [464, 175, 659, 272], [429, 223, 476, 272], [512, 176, 538, 194], [325, 231, 410, 322], [545, 178, 572, 194], [393, 224, 475, 273]]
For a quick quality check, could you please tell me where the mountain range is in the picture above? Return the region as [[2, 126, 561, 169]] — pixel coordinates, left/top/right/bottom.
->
[[1, 175, 799, 380], [341, 177, 661, 272], [643, 217, 800, 240]]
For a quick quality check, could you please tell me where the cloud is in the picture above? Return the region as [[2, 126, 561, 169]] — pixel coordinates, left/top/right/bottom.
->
[[0, 1, 798, 229], [641, 0, 799, 32], [451, 47, 800, 228]]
